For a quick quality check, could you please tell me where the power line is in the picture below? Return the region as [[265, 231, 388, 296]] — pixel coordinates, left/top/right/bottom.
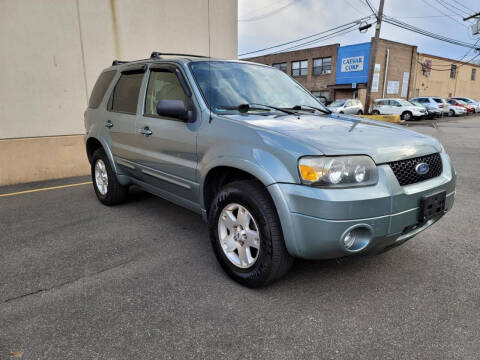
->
[[270, 23, 370, 54], [418, 53, 480, 71], [436, 0, 471, 16], [449, 0, 475, 13], [383, 15, 479, 49], [238, 16, 373, 57], [420, 0, 471, 28], [360, 0, 377, 18], [238, 0, 299, 22]]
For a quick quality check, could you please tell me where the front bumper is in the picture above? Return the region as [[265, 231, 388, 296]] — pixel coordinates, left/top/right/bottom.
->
[[268, 152, 456, 259]]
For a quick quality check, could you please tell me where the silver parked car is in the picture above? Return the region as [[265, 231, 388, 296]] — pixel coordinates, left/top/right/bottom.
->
[[85, 53, 455, 287], [327, 98, 364, 115], [410, 96, 449, 117]]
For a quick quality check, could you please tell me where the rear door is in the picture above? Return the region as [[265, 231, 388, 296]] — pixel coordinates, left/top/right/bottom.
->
[[106, 66, 146, 175], [133, 64, 198, 203], [389, 100, 403, 115]]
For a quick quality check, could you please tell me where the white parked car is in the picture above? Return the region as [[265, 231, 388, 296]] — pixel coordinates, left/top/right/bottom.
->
[[369, 98, 426, 121], [447, 102, 467, 116], [450, 97, 480, 113], [327, 99, 364, 115]]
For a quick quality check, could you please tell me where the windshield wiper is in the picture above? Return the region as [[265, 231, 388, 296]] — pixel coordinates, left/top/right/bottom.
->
[[217, 103, 296, 115], [290, 105, 332, 114]]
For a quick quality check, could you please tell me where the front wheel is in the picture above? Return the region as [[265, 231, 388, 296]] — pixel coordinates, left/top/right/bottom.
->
[[357, 110, 364, 115], [208, 180, 293, 288], [371, 110, 380, 115], [91, 148, 128, 206], [449, 109, 455, 117], [401, 111, 413, 121]]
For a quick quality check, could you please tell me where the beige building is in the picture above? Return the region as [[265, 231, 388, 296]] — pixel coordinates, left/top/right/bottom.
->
[[0, 0, 237, 186], [413, 53, 480, 99]]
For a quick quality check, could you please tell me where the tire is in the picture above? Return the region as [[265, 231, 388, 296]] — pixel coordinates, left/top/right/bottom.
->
[[208, 180, 293, 288], [339, 111, 344, 114], [371, 110, 380, 115], [91, 148, 128, 206], [401, 111, 412, 121], [449, 109, 455, 117], [357, 110, 363, 115]]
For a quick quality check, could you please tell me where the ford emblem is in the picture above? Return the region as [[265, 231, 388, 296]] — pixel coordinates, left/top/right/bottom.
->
[[415, 162, 430, 175]]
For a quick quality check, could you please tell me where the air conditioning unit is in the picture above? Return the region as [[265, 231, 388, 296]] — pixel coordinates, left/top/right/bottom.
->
[[321, 69, 331, 75]]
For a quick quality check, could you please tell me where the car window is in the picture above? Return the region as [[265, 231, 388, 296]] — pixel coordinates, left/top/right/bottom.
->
[[432, 98, 442, 103], [144, 70, 188, 116], [110, 72, 144, 114], [345, 100, 353, 107], [390, 100, 401, 106], [331, 99, 346, 107], [89, 70, 116, 109]]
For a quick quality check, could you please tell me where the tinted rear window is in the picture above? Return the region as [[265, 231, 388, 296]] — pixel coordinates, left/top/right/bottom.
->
[[433, 98, 442, 103], [110, 72, 144, 114], [88, 70, 116, 108]]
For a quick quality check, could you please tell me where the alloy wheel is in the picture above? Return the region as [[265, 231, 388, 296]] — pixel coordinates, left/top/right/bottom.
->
[[218, 203, 261, 269], [94, 159, 109, 195]]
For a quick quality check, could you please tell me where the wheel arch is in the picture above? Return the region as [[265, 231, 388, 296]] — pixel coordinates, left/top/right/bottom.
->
[[202, 163, 273, 216], [85, 136, 118, 174]]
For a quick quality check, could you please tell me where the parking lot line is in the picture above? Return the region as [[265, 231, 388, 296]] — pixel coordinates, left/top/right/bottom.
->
[[0, 181, 92, 198]]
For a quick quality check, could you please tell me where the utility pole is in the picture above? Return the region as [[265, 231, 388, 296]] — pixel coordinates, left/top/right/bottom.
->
[[365, 0, 385, 112]]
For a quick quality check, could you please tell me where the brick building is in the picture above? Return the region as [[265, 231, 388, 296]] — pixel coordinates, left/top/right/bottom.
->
[[246, 37, 479, 108]]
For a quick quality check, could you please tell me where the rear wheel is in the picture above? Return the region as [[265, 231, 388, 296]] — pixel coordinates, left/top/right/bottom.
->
[[357, 110, 363, 115], [208, 180, 293, 288], [401, 111, 413, 121], [371, 110, 380, 115], [449, 109, 455, 117], [91, 148, 128, 206]]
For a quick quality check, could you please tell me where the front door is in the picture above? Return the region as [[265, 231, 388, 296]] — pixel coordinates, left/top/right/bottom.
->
[[134, 66, 198, 203]]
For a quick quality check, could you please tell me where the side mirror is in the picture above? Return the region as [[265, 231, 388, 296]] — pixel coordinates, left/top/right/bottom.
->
[[156, 100, 193, 122]]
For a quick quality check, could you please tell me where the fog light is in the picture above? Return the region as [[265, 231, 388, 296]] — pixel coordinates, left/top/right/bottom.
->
[[343, 231, 356, 249], [341, 226, 373, 252]]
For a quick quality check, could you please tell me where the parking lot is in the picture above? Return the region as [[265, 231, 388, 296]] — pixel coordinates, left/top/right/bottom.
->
[[1, 116, 479, 359]]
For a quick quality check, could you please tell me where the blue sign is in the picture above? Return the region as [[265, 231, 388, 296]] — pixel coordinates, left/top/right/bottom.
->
[[336, 42, 371, 85]]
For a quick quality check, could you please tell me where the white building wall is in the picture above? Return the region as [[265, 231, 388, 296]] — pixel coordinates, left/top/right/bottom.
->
[[0, 0, 237, 185]]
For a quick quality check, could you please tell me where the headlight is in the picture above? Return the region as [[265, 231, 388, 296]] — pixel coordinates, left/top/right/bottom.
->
[[298, 156, 378, 187]]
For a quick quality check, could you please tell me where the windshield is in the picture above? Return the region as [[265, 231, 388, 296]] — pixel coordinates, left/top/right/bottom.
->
[[329, 99, 346, 107], [189, 61, 327, 114], [398, 99, 414, 106]]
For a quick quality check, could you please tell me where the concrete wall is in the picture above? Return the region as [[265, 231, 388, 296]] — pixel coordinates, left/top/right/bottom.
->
[[413, 53, 480, 99], [0, 0, 237, 186]]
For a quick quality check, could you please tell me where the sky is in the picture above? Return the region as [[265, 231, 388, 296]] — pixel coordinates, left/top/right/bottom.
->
[[238, 0, 480, 61]]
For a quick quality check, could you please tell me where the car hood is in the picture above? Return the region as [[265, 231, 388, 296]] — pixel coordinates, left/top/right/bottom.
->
[[229, 113, 441, 163]]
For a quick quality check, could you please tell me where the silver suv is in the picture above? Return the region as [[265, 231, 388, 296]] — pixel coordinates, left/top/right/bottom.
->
[[410, 96, 449, 117], [327, 99, 364, 115], [85, 53, 455, 287]]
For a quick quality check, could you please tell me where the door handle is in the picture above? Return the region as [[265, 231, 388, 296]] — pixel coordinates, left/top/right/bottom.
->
[[105, 120, 113, 128], [137, 126, 153, 137]]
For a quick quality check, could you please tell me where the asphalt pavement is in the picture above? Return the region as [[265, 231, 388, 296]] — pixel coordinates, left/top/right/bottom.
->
[[1, 116, 479, 359]]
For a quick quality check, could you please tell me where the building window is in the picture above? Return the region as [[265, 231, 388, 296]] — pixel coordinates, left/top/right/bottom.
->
[[472, 68, 476, 81], [272, 62, 287, 73], [311, 90, 330, 104], [313, 57, 332, 75], [450, 64, 457, 79], [292, 60, 308, 77]]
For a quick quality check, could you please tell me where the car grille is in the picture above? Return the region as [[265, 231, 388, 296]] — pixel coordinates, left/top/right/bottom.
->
[[387, 153, 443, 186]]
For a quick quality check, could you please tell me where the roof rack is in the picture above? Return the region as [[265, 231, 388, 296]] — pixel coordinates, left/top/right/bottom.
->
[[111, 52, 208, 66], [112, 60, 129, 66], [150, 52, 207, 59]]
